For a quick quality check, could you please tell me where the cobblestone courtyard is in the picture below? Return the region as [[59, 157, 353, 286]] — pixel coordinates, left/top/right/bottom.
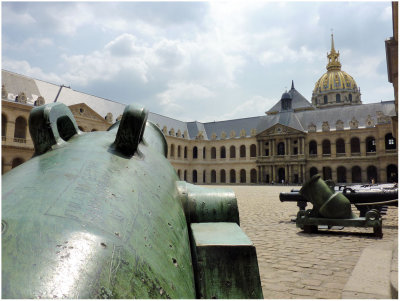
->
[[206, 185, 398, 299]]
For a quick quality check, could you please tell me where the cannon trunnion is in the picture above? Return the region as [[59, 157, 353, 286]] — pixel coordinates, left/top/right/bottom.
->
[[2, 103, 263, 299]]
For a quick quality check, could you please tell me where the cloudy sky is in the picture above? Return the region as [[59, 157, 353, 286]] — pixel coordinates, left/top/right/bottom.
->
[[2, 1, 395, 122]]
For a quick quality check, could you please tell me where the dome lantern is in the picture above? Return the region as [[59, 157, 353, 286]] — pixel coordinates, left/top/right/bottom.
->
[[326, 34, 342, 71]]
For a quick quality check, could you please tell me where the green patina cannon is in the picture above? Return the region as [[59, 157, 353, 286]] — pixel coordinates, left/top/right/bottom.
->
[[295, 174, 383, 237], [2, 103, 263, 299]]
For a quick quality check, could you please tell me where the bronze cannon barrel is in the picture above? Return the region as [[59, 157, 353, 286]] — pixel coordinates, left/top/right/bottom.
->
[[2, 103, 263, 299]]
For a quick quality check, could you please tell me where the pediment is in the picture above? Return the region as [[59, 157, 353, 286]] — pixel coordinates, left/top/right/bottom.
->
[[69, 103, 109, 123], [257, 123, 304, 137]]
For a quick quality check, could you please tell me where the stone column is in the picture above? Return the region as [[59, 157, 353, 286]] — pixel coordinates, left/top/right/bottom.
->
[[361, 167, 368, 183], [346, 168, 352, 184], [6, 120, 15, 140], [287, 138, 291, 156], [332, 168, 337, 183], [360, 139, 366, 156], [272, 139, 275, 156], [300, 138, 304, 155], [261, 166, 265, 183], [378, 168, 386, 183], [258, 166, 261, 183], [284, 139, 288, 156], [345, 141, 351, 157], [332, 141, 337, 157], [317, 142, 323, 159], [285, 165, 289, 183]]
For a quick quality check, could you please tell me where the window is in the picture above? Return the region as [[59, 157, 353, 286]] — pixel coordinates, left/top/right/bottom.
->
[[220, 170, 226, 183], [310, 167, 318, 178], [11, 157, 24, 169], [14, 116, 27, 140], [211, 170, 216, 183], [230, 169, 236, 183], [352, 166, 361, 183], [240, 145, 246, 158], [193, 146, 198, 159], [324, 95, 328, 104], [220, 146, 226, 158], [2, 114, 7, 137], [309, 140, 317, 155], [336, 139, 345, 154], [349, 94, 352, 102], [366, 137, 376, 152], [385, 133, 396, 150], [211, 147, 216, 159], [250, 144, 257, 157], [322, 167, 332, 180], [337, 166, 347, 183], [322, 140, 331, 155], [250, 169, 257, 183], [367, 166, 378, 183], [336, 94, 341, 103], [240, 169, 246, 183], [277, 142, 285, 155], [387, 164, 398, 182], [230, 146, 236, 158], [350, 137, 360, 153]]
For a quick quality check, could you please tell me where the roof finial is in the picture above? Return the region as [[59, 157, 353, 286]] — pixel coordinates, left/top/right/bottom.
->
[[291, 80, 294, 90], [331, 32, 335, 52], [326, 31, 341, 71]]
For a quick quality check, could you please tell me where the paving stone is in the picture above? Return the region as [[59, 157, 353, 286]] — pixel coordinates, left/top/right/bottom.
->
[[297, 262, 313, 268], [300, 279, 322, 286], [214, 185, 398, 299], [289, 288, 317, 297], [321, 282, 345, 289], [262, 283, 289, 292]]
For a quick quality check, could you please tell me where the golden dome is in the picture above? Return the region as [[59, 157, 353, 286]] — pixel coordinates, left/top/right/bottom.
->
[[313, 34, 358, 94]]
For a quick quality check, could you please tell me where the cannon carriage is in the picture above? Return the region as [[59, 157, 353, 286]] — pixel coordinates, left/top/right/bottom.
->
[[279, 175, 398, 237]]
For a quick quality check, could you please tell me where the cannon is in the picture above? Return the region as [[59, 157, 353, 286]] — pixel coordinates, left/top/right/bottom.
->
[[285, 174, 386, 237], [280, 184, 398, 217], [2, 103, 263, 299]]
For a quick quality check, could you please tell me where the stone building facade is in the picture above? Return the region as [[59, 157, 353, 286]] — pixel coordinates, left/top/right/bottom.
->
[[2, 33, 398, 184]]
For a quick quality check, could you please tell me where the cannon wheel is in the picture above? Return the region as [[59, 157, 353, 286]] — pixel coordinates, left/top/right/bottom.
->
[[303, 225, 318, 233], [373, 226, 383, 238]]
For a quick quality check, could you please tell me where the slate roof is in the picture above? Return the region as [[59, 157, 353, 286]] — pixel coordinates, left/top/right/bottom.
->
[[148, 112, 189, 137], [2, 69, 396, 140], [202, 116, 262, 139], [266, 81, 313, 114]]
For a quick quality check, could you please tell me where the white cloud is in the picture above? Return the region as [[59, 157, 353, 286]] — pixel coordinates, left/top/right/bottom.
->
[[259, 45, 319, 66], [349, 56, 386, 80], [379, 5, 393, 22], [2, 6, 36, 25], [105, 34, 141, 57], [157, 81, 215, 106], [2, 59, 63, 84], [216, 95, 273, 120]]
